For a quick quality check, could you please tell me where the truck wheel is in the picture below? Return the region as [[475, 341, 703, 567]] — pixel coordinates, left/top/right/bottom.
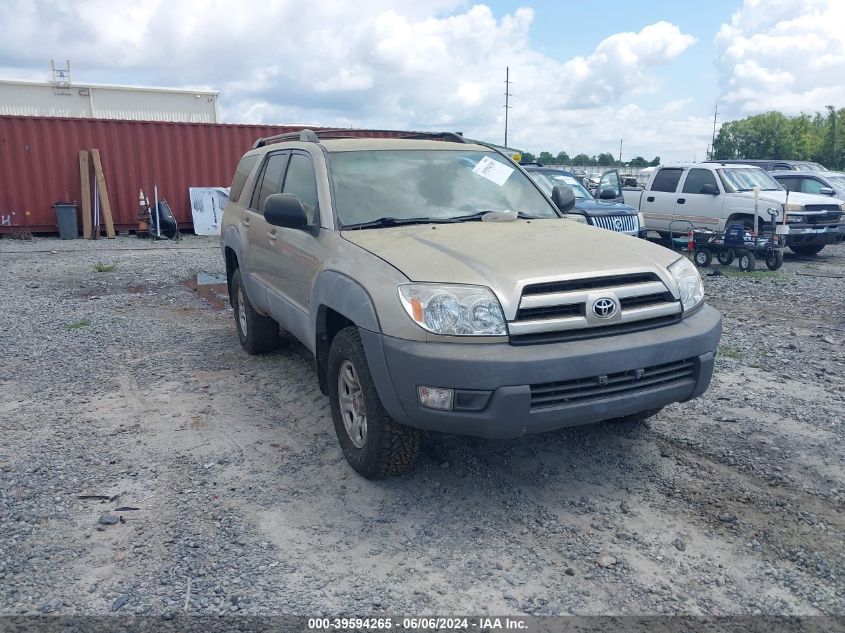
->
[[789, 244, 825, 256], [693, 249, 712, 267], [328, 326, 421, 479], [612, 408, 662, 425], [765, 249, 784, 270], [737, 252, 756, 272], [716, 249, 735, 265], [230, 269, 279, 354]]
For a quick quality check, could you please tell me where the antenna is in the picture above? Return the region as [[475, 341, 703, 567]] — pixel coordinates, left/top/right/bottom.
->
[[50, 59, 72, 96], [503, 67, 512, 147], [710, 104, 719, 159]]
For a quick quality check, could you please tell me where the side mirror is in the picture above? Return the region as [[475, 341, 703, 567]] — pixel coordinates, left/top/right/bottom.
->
[[700, 183, 719, 195], [264, 193, 308, 229], [552, 185, 576, 213], [598, 188, 617, 200], [819, 187, 835, 196]]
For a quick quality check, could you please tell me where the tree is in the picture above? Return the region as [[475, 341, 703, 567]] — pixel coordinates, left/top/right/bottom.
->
[[628, 156, 648, 168], [649, 156, 660, 166], [556, 151, 570, 164], [570, 153, 592, 166], [520, 151, 536, 163], [597, 152, 615, 166], [538, 151, 554, 165]]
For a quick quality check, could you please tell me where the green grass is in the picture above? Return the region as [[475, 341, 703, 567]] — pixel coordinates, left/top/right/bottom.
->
[[718, 345, 742, 359], [722, 269, 784, 281], [65, 318, 91, 330], [94, 261, 117, 272]]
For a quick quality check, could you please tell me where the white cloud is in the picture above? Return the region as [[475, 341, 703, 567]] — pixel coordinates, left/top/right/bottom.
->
[[716, 0, 845, 115], [0, 1, 699, 159]]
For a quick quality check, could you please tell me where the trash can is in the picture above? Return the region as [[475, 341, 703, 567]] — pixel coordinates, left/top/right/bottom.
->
[[53, 202, 79, 239]]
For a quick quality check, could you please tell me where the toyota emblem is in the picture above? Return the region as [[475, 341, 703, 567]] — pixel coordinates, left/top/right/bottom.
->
[[592, 297, 617, 319]]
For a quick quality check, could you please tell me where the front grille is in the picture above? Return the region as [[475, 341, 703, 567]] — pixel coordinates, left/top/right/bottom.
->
[[804, 205, 840, 213], [591, 214, 638, 233], [529, 358, 696, 410], [510, 314, 681, 345], [510, 273, 681, 342], [804, 210, 842, 225]]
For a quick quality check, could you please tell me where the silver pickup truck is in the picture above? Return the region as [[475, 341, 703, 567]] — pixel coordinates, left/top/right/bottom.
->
[[614, 162, 845, 256], [220, 130, 722, 479]]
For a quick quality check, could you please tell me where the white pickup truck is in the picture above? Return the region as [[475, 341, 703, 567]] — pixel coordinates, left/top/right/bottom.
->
[[602, 162, 845, 256]]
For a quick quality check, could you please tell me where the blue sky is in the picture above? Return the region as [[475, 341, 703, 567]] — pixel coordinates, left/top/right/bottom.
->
[[1, 0, 843, 162]]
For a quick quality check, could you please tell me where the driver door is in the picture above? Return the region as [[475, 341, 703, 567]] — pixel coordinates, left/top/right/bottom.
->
[[596, 170, 623, 203]]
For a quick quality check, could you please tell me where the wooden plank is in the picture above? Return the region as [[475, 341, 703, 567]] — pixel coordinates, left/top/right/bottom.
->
[[90, 148, 116, 239], [78, 150, 92, 239]]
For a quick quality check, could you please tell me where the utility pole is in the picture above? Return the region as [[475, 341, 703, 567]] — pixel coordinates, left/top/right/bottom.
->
[[503, 67, 512, 147], [710, 104, 719, 159], [619, 138, 623, 164]]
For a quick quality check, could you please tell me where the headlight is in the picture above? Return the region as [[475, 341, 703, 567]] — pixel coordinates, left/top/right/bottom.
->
[[785, 203, 803, 212], [637, 211, 645, 228], [786, 214, 805, 223], [398, 284, 507, 336], [564, 214, 588, 224], [840, 203, 845, 211], [668, 257, 704, 313]]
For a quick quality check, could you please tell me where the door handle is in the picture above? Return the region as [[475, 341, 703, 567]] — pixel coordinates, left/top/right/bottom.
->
[[646, 196, 655, 202], [241, 215, 251, 227], [266, 231, 277, 241], [676, 198, 686, 204]]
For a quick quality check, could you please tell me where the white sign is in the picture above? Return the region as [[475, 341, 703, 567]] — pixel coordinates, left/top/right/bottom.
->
[[472, 156, 514, 187], [189, 187, 230, 236]]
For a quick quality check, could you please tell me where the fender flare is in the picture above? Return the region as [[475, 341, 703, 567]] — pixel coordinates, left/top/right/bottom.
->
[[311, 271, 381, 335]]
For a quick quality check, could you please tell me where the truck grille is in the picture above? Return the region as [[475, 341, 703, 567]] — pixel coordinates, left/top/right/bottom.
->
[[529, 358, 696, 410], [803, 210, 841, 225], [510, 273, 681, 342], [804, 205, 840, 213], [591, 214, 638, 233]]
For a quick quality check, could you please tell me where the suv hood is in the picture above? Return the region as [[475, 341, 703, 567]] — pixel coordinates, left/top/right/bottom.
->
[[575, 198, 638, 215], [342, 219, 680, 310]]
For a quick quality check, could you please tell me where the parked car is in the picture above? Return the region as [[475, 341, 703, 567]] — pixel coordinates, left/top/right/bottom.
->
[[220, 129, 722, 479], [522, 165, 643, 236], [771, 170, 845, 198], [703, 159, 828, 172], [617, 163, 845, 256]]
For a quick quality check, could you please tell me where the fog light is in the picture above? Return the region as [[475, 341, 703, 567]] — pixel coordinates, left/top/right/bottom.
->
[[417, 386, 453, 411]]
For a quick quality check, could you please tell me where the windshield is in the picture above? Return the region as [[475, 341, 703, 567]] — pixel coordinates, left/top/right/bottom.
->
[[717, 168, 783, 192], [826, 174, 845, 187], [329, 150, 558, 227], [804, 162, 828, 172], [528, 171, 592, 199]]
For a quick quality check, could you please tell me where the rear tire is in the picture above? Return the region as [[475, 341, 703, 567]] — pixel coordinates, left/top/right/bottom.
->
[[328, 326, 421, 479], [765, 249, 784, 270], [230, 269, 279, 355], [694, 249, 712, 267], [717, 249, 735, 265], [789, 244, 825, 256], [737, 251, 756, 272]]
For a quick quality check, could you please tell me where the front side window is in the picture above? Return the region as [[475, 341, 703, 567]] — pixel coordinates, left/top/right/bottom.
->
[[776, 177, 800, 192], [717, 168, 782, 192], [283, 153, 319, 224], [650, 168, 684, 193], [799, 178, 824, 194], [682, 168, 719, 194], [329, 150, 558, 227]]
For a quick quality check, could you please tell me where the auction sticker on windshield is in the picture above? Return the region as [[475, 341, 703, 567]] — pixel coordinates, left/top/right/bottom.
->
[[472, 156, 514, 186]]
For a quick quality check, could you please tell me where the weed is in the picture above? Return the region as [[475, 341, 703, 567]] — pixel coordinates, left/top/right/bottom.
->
[[94, 261, 117, 272], [718, 345, 742, 359], [65, 318, 91, 330]]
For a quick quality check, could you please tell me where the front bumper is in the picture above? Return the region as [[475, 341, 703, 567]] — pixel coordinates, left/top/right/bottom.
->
[[784, 223, 845, 246], [361, 305, 722, 439]]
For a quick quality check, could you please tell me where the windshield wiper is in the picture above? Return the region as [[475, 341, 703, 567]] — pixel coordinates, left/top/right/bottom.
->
[[342, 216, 451, 230]]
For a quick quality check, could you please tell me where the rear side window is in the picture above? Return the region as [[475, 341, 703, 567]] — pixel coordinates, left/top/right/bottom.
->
[[229, 154, 259, 203], [250, 153, 288, 212], [682, 168, 718, 194], [651, 168, 684, 193], [283, 153, 319, 224]]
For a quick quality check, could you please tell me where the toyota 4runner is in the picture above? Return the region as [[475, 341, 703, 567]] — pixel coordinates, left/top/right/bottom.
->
[[221, 130, 722, 479]]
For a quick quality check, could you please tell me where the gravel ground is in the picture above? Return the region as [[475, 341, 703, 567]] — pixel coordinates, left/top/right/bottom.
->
[[0, 235, 842, 617]]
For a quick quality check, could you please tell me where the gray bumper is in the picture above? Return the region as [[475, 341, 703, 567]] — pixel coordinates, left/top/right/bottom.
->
[[360, 305, 722, 439], [785, 223, 845, 246]]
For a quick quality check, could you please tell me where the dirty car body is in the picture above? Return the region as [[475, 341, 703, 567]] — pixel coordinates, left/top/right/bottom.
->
[[220, 132, 722, 478]]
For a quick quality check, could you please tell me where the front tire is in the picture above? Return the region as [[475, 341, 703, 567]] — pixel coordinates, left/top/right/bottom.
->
[[738, 251, 756, 272], [766, 249, 784, 270], [717, 249, 735, 265], [328, 327, 421, 479], [789, 244, 825, 256], [694, 249, 712, 267], [230, 269, 279, 355]]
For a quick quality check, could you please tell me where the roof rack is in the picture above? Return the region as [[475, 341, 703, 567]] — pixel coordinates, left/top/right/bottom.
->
[[252, 128, 468, 149]]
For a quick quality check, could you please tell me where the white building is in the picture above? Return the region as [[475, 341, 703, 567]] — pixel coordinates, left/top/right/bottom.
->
[[0, 78, 219, 123]]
